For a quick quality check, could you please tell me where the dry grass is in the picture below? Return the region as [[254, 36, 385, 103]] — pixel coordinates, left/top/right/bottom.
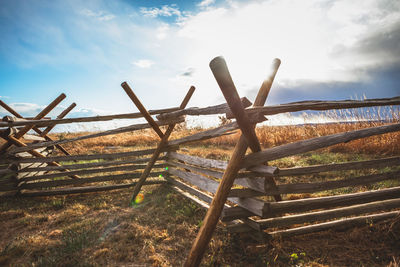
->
[[0, 185, 399, 266], [48, 120, 400, 157]]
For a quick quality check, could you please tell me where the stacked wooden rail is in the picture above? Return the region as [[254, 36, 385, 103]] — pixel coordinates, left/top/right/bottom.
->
[[165, 150, 400, 235], [162, 114, 400, 224], [154, 57, 400, 266], [1, 149, 167, 197]]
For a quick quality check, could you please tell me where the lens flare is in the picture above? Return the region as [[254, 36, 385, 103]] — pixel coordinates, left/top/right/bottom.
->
[[134, 193, 144, 204]]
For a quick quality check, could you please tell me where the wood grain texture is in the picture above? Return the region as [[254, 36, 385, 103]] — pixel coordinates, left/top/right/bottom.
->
[[167, 152, 277, 177], [265, 170, 400, 195], [167, 122, 238, 146], [226, 96, 400, 119], [18, 157, 164, 173], [20, 172, 165, 189], [156, 97, 252, 121], [19, 179, 166, 197], [121, 82, 165, 138], [209, 57, 261, 152], [0, 107, 181, 128], [166, 159, 273, 193], [3, 149, 163, 164], [167, 152, 228, 170], [220, 206, 255, 222], [269, 210, 400, 238], [168, 167, 266, 215], [242, 123, 400, 168], [258, 198, 400, 229], [278, 156, 400, 176], [263, 186, 400, 217], [19, 163, 166, 183]]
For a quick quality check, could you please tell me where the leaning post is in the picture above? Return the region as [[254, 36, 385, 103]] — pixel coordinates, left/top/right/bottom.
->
[[129, 86, 196, 203], [184, 57, 281, 267], [40, 103, 77, 137], [121, 82, 165, 139]]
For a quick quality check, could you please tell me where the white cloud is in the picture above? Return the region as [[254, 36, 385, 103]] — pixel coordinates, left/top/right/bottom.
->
[[64, 107, 109, 118], [140, 5, 181, 18], [0, 101, 110, 119], [198, 0, 215, 8], [81, 8, 115, 21], [7, 103, 43, 115], [132, 59, 155, 68], [2, 0, 399, 127], [172, 0, 400, 90], [156, 23, 170, 40]]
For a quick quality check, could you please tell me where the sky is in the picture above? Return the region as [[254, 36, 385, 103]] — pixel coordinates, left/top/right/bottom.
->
[[0, 0, 399, 129]]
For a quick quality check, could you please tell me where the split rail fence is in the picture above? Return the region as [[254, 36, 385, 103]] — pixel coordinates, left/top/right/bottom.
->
[[0, 57, 400, 266]]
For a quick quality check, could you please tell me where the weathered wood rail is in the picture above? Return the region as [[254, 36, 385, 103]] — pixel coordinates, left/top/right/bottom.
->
[[0, 56, 399, 267]]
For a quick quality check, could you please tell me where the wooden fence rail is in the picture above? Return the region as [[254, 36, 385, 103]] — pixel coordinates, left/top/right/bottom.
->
[[20, 173, 165, 190], [226, 96, 400, 118], [278, 156, 400, 176], [19, 163, 166, 183], [1, 149, 166, 164], [157, 96, 400, 121], [8, 116, 185, 154], [0, 106, 181, 128], [242, 123, 400, 168], [16, 157, 164, 173]]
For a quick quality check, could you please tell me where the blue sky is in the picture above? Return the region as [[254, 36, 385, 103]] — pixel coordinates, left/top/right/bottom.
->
[[0, 0, 399, 124]]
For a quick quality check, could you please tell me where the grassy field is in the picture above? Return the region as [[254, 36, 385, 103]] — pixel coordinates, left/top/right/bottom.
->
[[1, 117, 400, 266], [1, 181, 399, 267]]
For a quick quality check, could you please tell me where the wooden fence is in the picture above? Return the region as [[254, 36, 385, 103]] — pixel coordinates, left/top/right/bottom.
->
[[0, 57, 400, 266]]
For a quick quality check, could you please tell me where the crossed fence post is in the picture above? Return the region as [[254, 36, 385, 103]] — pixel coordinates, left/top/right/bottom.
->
[[120, 82, 195, 204], [0, 95, 80, 179], [0, 100, 76, 157], [0, 93, 66, 154], [185, 57, 281, 267]]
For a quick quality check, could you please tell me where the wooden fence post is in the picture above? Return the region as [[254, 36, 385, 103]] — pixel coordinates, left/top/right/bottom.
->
[[0, 93, 66, 153], [40, 103, 77, 137], [121, 82, 165, 139], [129, 86, 196, 203], [184, 57, 281, 267], [0, 100, 76, 156]]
